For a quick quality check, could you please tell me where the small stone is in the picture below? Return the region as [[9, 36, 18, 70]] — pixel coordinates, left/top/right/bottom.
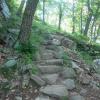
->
[[40, 85, 68, 98], [62, 79, 75, 90], [31, 75, 45, 86]]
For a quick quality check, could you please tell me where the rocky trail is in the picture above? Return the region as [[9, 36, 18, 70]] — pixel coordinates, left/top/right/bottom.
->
[[0, 34, 100, 100]]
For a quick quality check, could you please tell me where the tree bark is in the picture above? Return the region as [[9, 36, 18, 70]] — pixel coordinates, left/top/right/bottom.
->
[[84, 0, 93, 35], [72, 0, 75, 33], [80, 7, 83, 34], [18, 0, 39, 44], [58, 4, 62, 30], [43, 0, 45, 23], [17, 0, 26, 16]]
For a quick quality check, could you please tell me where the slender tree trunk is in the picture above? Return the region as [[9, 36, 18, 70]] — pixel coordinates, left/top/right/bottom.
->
[[80, 7, 83, 34], [84, 0, 93, 35], [91, 2, 100, 35], [72, 0, 75, 33], [93, 25, 100, 41], [17, 0, 26, 16], [18, 0, 39, 44], [43, 0, 45, 23], [58, 4, 62, 30]]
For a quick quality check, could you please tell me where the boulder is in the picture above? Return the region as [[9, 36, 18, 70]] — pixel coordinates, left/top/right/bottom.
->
[[62, 79, 75, 90], [40, 85, 68, 98], [61, 37, 76, 49], [4, 59, 17, 68], [61, 68, 76, 78]]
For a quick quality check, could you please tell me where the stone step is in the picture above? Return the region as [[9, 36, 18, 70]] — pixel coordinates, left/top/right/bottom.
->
[[37, 65, 63, 74], [41, 74, 59, 84], [40, 85, 68, 98], [41, 52, 54, 60], [40, 59, 63, 65]]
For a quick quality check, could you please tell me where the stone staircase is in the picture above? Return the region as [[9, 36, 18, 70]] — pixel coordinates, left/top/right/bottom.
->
[[34, 34, 85, 100]]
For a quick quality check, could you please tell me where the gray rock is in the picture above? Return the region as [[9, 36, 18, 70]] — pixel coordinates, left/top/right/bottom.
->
[[38, 65, 62, 74], [52, 38, 61, 46], [8, 28, 20, 34], [40, 85, 68, 98], [22, 73, 30, 88], [41, 74, 58, 84], [42, 52, 54, 60], [93, 59, 100, 74], [40, 59, 63, 65], [35, 95, 51, 100], [94, 59, 100, 65], [0, 0, 11, 19], [79, 73, 92, 85], [4, 59, 17, 68], [54, 46, 64, 59], [71, 61, 84, 74], [61, 68, 76, 78], [62, 79, 75, 90], [80, 89, 87, 96], [31, 75, 45, 86], [70, 95, 85, 100], [15, 96, 22, 100], [94, 73, 100, 81], [61, 37, 76, 50]]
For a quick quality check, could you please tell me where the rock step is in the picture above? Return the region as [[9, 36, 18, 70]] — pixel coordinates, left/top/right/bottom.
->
[[40, 85, 68, 98], [41, 74, 59, 85], [40, 59, 63, 65], [41, 52, 54, 60], [37, 65, 63, 74]]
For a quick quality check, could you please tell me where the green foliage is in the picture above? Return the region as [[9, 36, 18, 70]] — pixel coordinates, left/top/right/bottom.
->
[[78, 51, 93, 64], [62, 52, 72, 67], [0, 65, 17, 79]]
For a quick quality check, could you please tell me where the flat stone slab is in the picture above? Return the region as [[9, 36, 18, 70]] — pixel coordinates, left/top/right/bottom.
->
[[38, 65, 63, 74], [41, 74, 59, 84], [40, 85, 68, 98], [70, 95, 85, 100], [31, 75, 45, 86], [35, 95, 51, 100], [40, 59, 63, 65]]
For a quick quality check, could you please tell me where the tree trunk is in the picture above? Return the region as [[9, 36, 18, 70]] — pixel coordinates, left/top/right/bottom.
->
[[43, 0, 45, 23], [17, 0, 26, 16], [84, 0, 93, 35], [90, 2, 100, 35], [58, 4, 62, 30], [72, 0, 75, 33], [80, 7, 83, 34], [18, 0, 39, 44], [93, 25, 100, 42]]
